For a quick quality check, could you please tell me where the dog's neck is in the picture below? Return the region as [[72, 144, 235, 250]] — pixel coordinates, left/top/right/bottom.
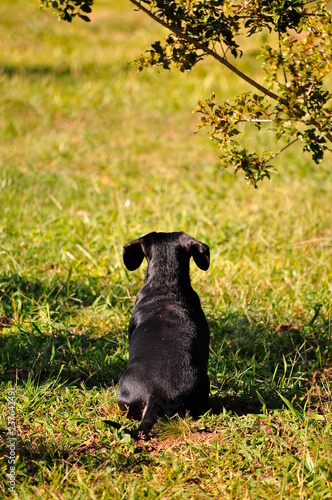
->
[[144, 257, 192, 295]]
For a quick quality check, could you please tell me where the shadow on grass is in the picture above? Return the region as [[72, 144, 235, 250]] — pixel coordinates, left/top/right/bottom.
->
[[0, 329, 127, 388], [207, 309, 331, 416], [0, 432, 154, 484], [0, 272, 129, 388], [0, 273, 330, 415], [1, 64, 75, 79], [0, 271, 117, 310]]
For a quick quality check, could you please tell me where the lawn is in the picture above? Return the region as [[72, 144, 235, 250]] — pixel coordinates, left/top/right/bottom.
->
[[0, 0, 331, 498]]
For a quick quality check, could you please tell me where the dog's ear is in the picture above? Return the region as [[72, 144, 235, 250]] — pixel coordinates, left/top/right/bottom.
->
[[179, 233, 210, 271], [123, 238, 145, 271]]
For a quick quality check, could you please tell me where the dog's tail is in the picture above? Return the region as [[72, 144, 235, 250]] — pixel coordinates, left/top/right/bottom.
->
[[103, 419, 147, 440], [103, 420, 122, 431], [103, 419, 134, 434], [104, 395, 162, 440]]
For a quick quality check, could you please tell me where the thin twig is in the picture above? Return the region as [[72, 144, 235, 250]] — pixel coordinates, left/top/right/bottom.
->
[[238, 119, 273, 123], [270, 138, 299, 160], [234, 14, 326, 19]]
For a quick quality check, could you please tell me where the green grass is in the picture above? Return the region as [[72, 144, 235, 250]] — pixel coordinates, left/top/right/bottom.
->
[[0, 0, 331, 498]]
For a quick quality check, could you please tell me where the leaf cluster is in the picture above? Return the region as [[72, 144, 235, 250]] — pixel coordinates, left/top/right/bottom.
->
[[134, 0, 241, 72], [231, 0, 305, 34], [133, 0, 318, 71], [195, 92, 275, 187], [39, 0, 93, 23], [263, 15, 332, 164]]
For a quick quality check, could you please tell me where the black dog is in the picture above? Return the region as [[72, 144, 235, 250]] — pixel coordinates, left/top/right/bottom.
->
[[106, 231, 210, 439]]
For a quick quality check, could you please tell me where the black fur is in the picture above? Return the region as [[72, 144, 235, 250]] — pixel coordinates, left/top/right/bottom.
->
[[109, 231, 210, 439]]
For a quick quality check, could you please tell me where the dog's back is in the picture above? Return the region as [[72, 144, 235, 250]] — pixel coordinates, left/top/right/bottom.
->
[[116, 232, 210, 439]]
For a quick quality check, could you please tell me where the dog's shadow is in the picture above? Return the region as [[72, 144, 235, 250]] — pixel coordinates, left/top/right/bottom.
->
[[205, 309, 328, 417], [209, 394, 264, 416]]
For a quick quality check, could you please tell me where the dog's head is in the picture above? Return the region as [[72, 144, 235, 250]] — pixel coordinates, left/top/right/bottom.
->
[[123, 232, 210, 273]]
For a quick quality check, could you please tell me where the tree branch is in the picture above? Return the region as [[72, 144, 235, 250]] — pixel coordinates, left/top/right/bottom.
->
[[270, 138, 299, 160], [129, 0, 286, 105], [130, 0, 332, 144]]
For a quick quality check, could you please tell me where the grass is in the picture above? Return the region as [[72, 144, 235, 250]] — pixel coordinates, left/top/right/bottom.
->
[[0, 0, 331, 497]]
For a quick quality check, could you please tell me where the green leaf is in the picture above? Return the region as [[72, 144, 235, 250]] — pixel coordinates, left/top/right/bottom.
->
[[78, 13, 91, 22], [277, 392, 304, 420]]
